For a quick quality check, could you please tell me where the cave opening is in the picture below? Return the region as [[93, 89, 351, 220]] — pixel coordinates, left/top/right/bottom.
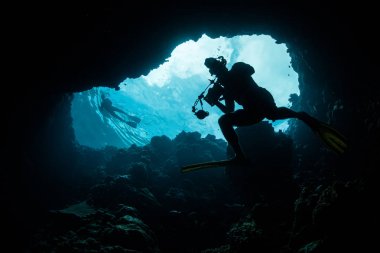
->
[[71, 34, 299, 149]]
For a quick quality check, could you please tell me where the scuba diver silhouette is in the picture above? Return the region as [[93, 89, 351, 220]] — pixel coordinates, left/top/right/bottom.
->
[[199, 56, 347, 163], [100, 93, 141, 128]]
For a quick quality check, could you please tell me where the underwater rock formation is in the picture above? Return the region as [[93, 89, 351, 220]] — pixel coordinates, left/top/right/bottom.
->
[[4, 2, 378, 252]]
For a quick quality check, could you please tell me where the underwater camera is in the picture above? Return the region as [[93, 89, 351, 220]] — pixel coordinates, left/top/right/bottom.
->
[[192, 79, 224, 120], [204, 83, 224, 106], [194, 109, 209, 119], [192, 93, 209, 119]]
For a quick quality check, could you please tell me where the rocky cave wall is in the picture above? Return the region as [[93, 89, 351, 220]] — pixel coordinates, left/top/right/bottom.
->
[[4, 0, 379, 248]]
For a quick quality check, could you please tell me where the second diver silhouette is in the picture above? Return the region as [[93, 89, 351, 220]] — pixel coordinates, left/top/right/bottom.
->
[[182, 56, 348, 173], [100, 93, 141, 128]]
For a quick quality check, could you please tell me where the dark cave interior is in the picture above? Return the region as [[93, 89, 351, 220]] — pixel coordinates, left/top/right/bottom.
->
[[4, 1, 379, 252]]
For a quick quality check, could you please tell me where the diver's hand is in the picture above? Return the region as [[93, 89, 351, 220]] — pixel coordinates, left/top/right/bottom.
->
[[204, 96, 213, 106]]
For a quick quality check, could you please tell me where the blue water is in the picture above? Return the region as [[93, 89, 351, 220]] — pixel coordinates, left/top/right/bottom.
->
[[71, 86, 289, 149]]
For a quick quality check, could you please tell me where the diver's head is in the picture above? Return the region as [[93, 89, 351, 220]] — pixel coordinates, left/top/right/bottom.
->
[[204, 56, 227, 77]]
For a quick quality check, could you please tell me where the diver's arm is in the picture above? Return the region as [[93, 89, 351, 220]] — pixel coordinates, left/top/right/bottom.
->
[[215, 97, 234, 113], [214, 101, 228, 113]]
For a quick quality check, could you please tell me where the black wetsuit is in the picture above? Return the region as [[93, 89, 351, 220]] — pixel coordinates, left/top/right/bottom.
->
[[217, 63, 300, 159]]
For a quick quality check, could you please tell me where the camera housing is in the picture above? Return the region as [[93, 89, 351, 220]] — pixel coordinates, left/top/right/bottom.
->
[[204, 83, 224, 106], [194, 109, 209, 119]]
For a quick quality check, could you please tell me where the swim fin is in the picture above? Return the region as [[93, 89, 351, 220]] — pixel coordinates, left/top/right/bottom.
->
[[127, 121, 138, 128], [128, 115, 141, 123], [181, 159, 235, 173], [313, 122, 348, 154], [299, 112, 348, 154], [181, 158, 251, 173]]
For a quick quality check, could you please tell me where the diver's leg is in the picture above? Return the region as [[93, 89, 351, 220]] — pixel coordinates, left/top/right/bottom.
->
[[267, 107, 319, 128], [266, 107, 299, 120], [111, 106, 127, 115], [127, 115, 141, 123], [110, 111, 137, 128], [126, 121, 137, 128], [268, 107, 347, 154], [109, 111, 123, 121], [219, 109, 264, 161], [112, 106, 141, 123]]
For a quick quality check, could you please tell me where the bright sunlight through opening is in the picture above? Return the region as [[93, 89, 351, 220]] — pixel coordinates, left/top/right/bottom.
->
[[71, 34, 299, 148]]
